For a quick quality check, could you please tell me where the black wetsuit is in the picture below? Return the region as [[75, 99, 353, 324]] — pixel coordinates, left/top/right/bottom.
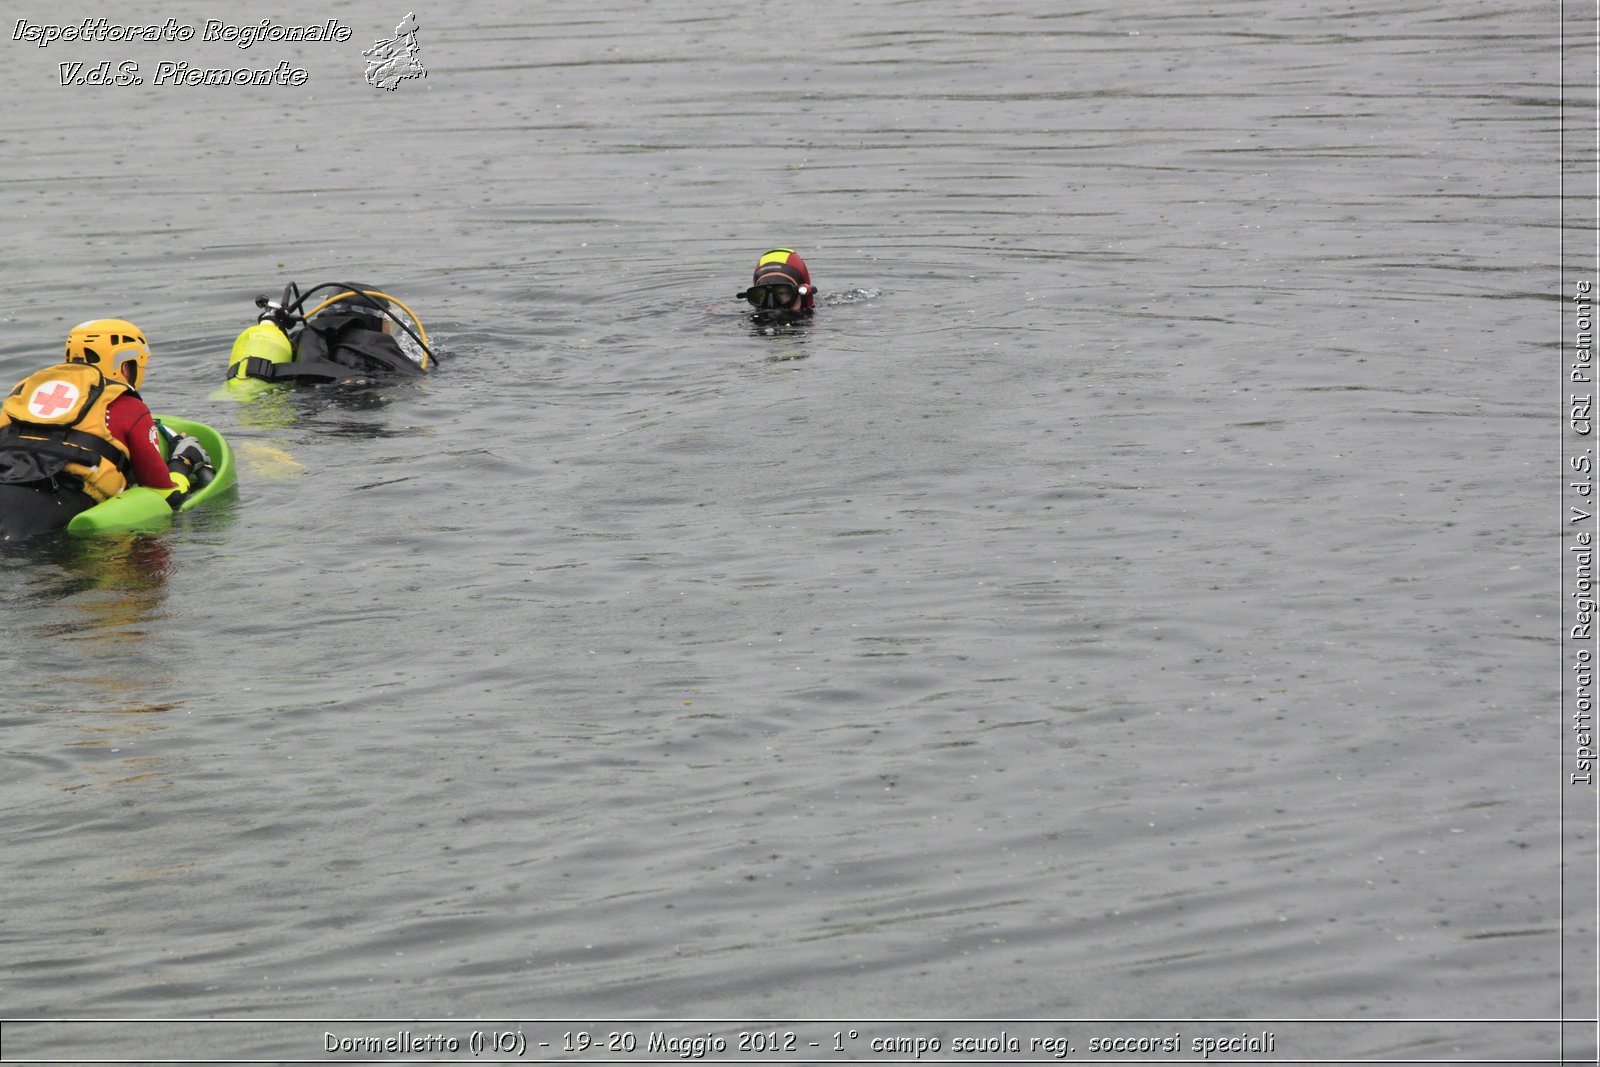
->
[[237, 314, 423, 385], [0, 483, 96, 541]]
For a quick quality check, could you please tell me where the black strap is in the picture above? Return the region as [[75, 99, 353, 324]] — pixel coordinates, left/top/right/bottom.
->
[[0, 423, 132, 477], [231, 355, 356, 383]]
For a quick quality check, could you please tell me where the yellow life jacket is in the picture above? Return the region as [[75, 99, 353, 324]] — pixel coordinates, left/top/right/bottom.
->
[[0, 363, 135, 502]]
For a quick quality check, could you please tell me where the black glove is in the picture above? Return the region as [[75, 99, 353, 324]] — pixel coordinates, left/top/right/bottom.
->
[[167, 435, 215, 490], [167, 435, 210, 473]]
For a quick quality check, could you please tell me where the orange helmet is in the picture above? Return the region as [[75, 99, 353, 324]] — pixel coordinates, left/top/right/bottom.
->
[[65, 319, 150, 390]]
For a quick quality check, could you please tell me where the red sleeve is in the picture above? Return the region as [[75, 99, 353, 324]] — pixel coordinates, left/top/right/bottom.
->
[[107, 394, 176, 490]]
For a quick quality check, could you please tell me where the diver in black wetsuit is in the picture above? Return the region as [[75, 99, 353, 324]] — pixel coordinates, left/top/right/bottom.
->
[[225, 282, 434, 387]]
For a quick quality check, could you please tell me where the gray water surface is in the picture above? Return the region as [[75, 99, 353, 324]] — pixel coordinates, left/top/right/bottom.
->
[[1, 0, 1590, 1061]]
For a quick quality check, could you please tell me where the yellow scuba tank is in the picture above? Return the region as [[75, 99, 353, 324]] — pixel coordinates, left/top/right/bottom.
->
[[218, 321, 293, 402], [227, 322, 293, 380]]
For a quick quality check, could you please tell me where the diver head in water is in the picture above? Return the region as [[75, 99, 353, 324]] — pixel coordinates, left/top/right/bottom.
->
[[739, 248, 815, 319], [300, 283, 431, 374]]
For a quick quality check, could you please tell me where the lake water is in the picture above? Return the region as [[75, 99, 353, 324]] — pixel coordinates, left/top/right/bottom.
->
[[1, 0, 1593, 1062]]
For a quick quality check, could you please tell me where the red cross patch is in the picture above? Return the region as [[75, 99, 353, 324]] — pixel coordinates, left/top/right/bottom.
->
[[28, 380, 80, 419]]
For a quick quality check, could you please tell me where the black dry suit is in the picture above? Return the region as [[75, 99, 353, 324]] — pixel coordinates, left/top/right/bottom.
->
[[284, 312, 425, 383], [232, 282, 431, 386]]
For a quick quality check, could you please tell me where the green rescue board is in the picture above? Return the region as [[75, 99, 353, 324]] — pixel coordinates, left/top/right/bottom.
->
[[66, 415, 237, 536]]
